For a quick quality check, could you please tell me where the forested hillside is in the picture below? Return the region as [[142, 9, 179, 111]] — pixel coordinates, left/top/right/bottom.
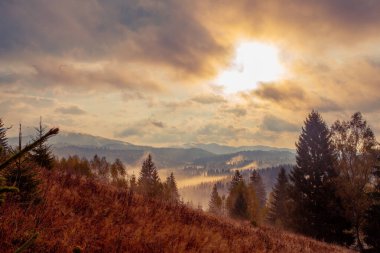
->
[[0, 170, 352, 253]]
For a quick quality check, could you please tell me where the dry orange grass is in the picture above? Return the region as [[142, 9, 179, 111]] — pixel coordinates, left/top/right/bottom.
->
[[0, 171, 354, 253]]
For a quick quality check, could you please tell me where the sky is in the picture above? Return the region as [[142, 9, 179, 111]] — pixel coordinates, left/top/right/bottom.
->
[[1, 0, 380, 148]]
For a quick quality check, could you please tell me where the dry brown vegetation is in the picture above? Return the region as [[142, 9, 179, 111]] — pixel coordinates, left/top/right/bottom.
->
[[0, 171, 354, 253]]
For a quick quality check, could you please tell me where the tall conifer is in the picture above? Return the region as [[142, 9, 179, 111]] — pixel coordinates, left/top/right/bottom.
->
[[250, 171, 266, 208], [288, 111, 353, 245], [164, 172, 180, 203], [227, 170, 249, 219], [30, 117, 54, 170], [138, 154, 162, 198], [209, 184, 222, 215], [6, 124, 41, 203], [267, 168, 289, 228]]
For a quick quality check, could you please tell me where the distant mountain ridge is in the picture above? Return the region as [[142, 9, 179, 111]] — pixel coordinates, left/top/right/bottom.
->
[[8, 131, 295, 153], [175, 142, 295, 154], [7, 131, 295, 169]]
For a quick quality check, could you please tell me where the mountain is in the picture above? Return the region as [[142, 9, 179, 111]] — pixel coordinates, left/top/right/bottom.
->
[[8, 131, 147, 150], [8, 131, 295, 169], [176, 142, 295, 154]]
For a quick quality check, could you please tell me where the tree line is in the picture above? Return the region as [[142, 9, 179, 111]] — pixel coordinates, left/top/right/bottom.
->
[[0, 117, 181, 206], [209, 111, 379, 252]]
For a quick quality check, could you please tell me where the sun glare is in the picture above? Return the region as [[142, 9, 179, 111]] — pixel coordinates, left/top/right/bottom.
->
[[215, 41, 284, 94]]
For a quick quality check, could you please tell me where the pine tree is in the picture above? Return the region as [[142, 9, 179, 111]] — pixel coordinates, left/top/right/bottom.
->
[[30, 117, 54, 170], [0, 118, 9, 161], [363, 157, 380, 252], [288, 111, 353, 246], [138, 154, 162, 198], [267, 168, 289, 228], [164, 172, 179, 203], [0, 126, 58, 205], [6, 124, 41, 204], [250, 171, 266, 208], [230, 170, 243, 189], [209, 184, 222, 215], [227, 170, 249, 219], [232, 189, 249, 220]]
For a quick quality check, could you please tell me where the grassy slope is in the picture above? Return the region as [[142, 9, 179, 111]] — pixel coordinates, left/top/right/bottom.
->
[[0, 172, 353, 253]]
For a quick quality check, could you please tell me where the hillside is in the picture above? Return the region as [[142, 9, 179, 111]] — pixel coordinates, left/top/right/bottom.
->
[[0, 171, 352, 253]]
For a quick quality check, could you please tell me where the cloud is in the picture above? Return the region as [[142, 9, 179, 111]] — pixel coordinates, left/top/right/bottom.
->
[[151, 120, 165, 128], [221, 107, 247, 117], [261, 115, 299, 132], [253, 82, 341, 112], [55, 105, 86, 115], [254, 82, 305, 103], [116, 127, 143, 138], [2, 0, 380, 148], [191, 94, 226, 104], [196, 124, 247, 142]]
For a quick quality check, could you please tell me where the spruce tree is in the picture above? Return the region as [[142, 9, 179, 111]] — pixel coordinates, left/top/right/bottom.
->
[[137, 154, 162, 198], [164, 172, 179, 203], [209, 184, 222, 215], [30, 117, 54, 170], [233, 190, 249, 220], [288, 111, 353, 246], [250, 171, 266, 208], [363, 157, 380, 252], [227, 170, 249, 219], [230, 170, 243, 189], [0, 126, 58, 204], [6, 124, 41, 204], [267, 168, 289, 228]]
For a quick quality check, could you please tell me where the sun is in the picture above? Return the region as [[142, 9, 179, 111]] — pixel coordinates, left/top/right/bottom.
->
[[215, 41, 285, 94]]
